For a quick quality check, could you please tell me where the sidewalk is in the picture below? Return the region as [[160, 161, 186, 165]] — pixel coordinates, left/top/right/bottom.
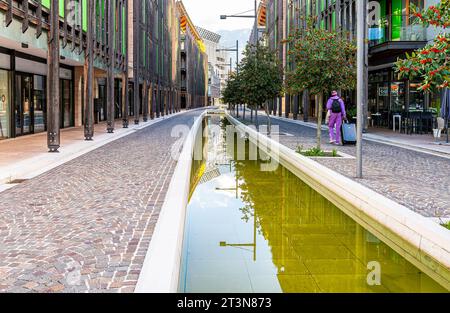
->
[[0, 109, 204, 293], [248, 111, 450, 158], [235, 110, 450, 219], [0, 113, 183, 189]]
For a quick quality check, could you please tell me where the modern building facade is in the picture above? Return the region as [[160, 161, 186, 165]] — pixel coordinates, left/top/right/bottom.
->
[[261, 0, 446, 127], [250, 0, 267, 44], [177, 1, 208, 110], [0, 0, 207, 150], [129, 0, 182, 124], [197, 26, 230, 105]]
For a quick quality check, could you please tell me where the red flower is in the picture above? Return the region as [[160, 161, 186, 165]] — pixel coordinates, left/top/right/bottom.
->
[[420, 50, 430, 55], [429, 69, 438, 77], [430, 47, 443, 53]]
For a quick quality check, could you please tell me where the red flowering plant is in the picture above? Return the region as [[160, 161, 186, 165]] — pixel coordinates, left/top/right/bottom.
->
[[395, 0, 450, 91]]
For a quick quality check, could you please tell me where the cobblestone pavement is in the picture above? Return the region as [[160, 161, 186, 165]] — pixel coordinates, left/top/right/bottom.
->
[[240, 114, 450, 218], [0, 110, 204, 293]]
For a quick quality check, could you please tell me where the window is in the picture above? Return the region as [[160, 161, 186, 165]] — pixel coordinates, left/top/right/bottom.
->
[[0, 70, 10, 139]]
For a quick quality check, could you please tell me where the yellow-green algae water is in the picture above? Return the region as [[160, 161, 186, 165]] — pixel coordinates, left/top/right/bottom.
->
[[178, 116, 447, 293]]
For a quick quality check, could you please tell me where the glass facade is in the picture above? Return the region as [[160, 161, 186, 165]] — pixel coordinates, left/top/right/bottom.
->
[[14, 73, 33, 136], [368, 0, 426, 47], [0, 66, 74, 138], [61, 79, 73, 128], [368, 68, 432, 128], [0, 69, 10, 139], [34, 75, 46, 133]]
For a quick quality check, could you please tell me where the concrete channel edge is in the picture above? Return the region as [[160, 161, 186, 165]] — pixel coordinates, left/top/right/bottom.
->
[[134, 110, 207, 293]]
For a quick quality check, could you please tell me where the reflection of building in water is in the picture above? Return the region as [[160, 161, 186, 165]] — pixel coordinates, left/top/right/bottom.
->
[[234, 159, 446, 293], [181, 116, 447, 293]]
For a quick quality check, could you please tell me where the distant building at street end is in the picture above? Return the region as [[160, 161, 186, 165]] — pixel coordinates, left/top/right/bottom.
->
[[197, 27, 230, 105], [177, 1, 208, 109]]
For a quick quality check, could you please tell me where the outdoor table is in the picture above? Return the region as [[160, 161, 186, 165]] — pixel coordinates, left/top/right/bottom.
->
[[371, 113, 381, 127]]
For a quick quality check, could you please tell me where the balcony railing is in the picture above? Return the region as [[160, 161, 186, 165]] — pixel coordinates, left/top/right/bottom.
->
[[368, 14, 426, 47]]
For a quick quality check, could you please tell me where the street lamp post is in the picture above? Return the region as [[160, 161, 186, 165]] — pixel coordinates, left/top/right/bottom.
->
[[220, 0, 258, 118], [216, 40, 239, 73], [356, 0, 367, 178], [217, 44, 240, 116]]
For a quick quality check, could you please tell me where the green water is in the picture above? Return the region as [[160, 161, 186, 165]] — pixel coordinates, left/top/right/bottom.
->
[[179, 116, 447, 293]]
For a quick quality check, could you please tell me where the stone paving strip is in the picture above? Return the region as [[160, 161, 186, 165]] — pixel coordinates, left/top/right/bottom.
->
[[239, 114, 450, 219], [0, 110, 204, 293]]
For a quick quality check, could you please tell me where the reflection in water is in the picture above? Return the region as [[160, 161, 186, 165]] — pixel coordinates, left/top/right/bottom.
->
[[179, 116, 447, 293]]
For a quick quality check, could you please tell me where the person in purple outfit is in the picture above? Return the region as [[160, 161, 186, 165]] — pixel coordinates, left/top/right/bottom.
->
[[326, 91, 347, 145]]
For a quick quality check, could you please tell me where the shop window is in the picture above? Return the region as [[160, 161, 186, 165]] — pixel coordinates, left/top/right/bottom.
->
[[390, 82, 405, 112], [33, 75, 46, 133], [61, 79, 73, 128], [409, 82, 425, 111], [0, 70, 10, 139]]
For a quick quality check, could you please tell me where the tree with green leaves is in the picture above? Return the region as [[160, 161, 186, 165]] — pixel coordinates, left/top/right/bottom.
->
[[238, 42, 284, 132], [222, 72, 243, 117], [395, 1, 449, 92], [286, 21, 357, 149]]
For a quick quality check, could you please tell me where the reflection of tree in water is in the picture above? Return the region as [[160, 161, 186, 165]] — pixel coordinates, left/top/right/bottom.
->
[[233, 140, 283, 237], [232, 144, 445, 292]]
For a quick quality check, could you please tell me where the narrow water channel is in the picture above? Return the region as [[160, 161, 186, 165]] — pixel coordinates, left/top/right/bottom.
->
[[178, 115, 447, 293]]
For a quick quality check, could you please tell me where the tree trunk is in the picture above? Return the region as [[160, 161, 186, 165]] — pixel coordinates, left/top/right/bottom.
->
[[264, 103, 272, 135], [243, 104, 246, 120], [316, 93, 323, 150]]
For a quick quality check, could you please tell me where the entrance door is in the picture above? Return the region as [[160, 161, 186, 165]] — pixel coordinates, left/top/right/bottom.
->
[[14, 73, 33, 136], [60, 79, 73, 128], [97, 84, 107, 122]]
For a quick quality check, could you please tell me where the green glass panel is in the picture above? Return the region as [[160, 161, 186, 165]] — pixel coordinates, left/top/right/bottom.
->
[[42, 0, 50, 9], [82, 0, 87, 31], [392, 0, 403, 41], [41, 0, 63, 17], [332, 12, 336, 30]]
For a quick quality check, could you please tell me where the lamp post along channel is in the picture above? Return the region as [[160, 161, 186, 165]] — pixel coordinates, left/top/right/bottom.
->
[[219, 0, 258, 117], [356, 0, 367, 178]]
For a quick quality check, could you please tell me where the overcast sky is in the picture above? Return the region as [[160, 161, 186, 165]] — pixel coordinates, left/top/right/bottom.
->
[[182, 0, 257, 32]]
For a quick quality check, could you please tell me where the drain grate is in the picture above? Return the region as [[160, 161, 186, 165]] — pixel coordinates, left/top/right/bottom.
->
[[7, 179, 29, 184]]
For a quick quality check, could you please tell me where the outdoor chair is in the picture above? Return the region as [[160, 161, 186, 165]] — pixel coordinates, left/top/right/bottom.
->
[[434, 117, 445, 139], [421, 112, 434, 134], [402, 112, 422, 135], [400, 111, 411, 134]]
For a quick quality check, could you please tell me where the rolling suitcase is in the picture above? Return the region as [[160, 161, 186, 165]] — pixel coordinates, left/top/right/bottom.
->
[[341, 121, 357, 145]]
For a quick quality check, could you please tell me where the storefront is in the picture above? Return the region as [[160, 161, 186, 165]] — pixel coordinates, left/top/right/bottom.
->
[[368, 68, 434, 128], [61, 78, 74, 128], [0, 50, 74, 140], [0, 69, 10, 140], [14, 72, 46, 136]]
